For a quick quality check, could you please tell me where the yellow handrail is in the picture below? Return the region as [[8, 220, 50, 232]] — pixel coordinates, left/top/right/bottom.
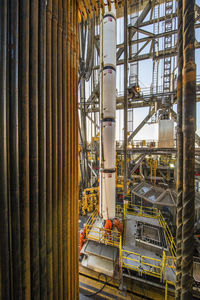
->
[[158, 212, 176, 257], [86, 225, 121, 247], [120, 248, 176, 285], [120, 204, 176, 287], [124, 203, 176, 256]]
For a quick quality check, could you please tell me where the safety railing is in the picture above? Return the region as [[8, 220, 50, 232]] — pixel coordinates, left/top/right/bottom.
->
[[120, 239, 176, 286], [86, 209, 98, 228], [124, 203, 159, 219], [165, 281, 176, 300], [158, 211, 176, 257], [121, 247, 163, 280], [85, 225, 121, 248], [124, 203, 176, 257]]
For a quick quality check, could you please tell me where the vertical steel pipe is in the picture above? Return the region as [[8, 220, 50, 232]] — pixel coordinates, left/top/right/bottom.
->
[[67, 0, 72, 296], [29, 0, 40, 298], [70, 2, 75, 298], [0, 1, 79, 298], [123, 0, 128, 198], [62, 0, 68, 298], [46, 0, 53, 298], [9, 0, 23, 298], [57, 0, 63, 298], [19, 0, 31, 298], [75, 2, 79, 297], [176, 0, 183, 299], [181, 0, 196, 298], [73, 2, 79, 297], [0, 1, 11, 299], [52, 0, 59, 298], [39, 0, 47, 298]]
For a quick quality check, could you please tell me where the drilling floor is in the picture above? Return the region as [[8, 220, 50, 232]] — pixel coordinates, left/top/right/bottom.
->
[[123, 214, 176, 283]]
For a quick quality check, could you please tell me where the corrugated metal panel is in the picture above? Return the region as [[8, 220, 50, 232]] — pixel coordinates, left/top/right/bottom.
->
[[158, 119, 174, 148]]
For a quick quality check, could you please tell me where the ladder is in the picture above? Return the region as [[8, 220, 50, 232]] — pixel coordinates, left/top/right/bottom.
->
[[129, 1, 139, 86], [128, 109, 134, 133], [163, 1, 173, 100], [152, 1, 160, 94], [128, 2, 139, 134]]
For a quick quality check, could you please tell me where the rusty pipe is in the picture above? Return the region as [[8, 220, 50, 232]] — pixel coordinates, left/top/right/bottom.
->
[[29, 0, 40, 297], [62, 0, 69, 298], [0, 1, 11, 299], [19, 0, 31, 297], [46, 0, 53, 298], [57, 0, 63, 298], [176, 0, 183, 298], [39, 0, 47, 298], [8, 0, 23, 298], [52, 0, 59, 298], [181, 0, 196, 298]]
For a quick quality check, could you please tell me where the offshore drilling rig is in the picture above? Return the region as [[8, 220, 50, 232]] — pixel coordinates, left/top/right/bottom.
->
[[0, 1, 200, 300], [78, 1, 200, 299]]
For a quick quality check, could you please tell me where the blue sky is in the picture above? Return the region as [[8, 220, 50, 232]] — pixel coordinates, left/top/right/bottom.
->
[[115, 1, 200, 141], [83, 1, 200, 142]]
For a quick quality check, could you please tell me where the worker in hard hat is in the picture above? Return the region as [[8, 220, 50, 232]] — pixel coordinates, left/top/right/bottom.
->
[[80, 229, 87, 255], [113, 218, 123, 235], [104, 219, 113, 241], [83, 225, 86, 236]]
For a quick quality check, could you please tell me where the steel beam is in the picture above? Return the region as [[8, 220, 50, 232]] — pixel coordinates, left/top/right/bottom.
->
[[128, 107, 155, 143], [123, 0, 128, 197], [117, 0, 152, 60], [130, 154, 146, 175]]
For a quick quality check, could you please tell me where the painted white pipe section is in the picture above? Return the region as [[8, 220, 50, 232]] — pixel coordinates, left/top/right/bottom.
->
[[100, 3, 116, 220]]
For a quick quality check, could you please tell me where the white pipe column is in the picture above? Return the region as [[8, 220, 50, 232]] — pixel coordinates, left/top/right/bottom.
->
[[100, 3, 116, 220]]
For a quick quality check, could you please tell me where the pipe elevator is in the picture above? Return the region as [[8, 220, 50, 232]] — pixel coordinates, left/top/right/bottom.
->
[[0, 0, 79, 299]]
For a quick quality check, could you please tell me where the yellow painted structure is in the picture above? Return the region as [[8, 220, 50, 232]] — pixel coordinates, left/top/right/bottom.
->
[[85, 205, 176, 293]]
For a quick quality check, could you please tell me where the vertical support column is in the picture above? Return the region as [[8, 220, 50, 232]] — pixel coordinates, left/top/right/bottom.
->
[[181, 0, 196, 298], [100, 3, 117, 220], [176, 0, 183, 298], [123, 0, 128, 198]]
